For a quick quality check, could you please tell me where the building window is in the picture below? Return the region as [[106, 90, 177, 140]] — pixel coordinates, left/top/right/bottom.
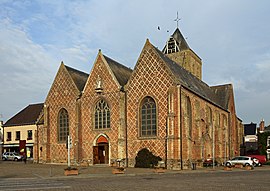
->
[[267, 136, 270, 147], [186, 96, 192, 138], [94, 99, 110, 129], [58, 108, 69, 142], [140, 96, 157, 137], [7, 132, 11, 141], [206, 106, 212, 136], [15, 131, 20, 140], [27, 130, 33, 140]]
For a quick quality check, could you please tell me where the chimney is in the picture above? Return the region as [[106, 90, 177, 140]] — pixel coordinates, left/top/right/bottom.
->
[[259, 119, 265, 132]]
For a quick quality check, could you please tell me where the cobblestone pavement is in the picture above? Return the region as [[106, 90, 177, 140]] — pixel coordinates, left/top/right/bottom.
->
[[1, 161, 270, 190]]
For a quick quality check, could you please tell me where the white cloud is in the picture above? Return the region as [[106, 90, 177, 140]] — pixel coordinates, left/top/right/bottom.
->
[[0, 18, 57, 119]]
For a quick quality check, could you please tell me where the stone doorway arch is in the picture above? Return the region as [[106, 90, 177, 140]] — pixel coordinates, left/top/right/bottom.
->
[[93, 135, 109, 164]]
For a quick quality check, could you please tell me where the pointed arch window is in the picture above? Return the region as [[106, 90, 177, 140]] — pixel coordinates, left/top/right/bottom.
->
[[186, 96, 192, 138], [206, 106, 213, 137], [58, 108, 69, 142], [140, 96, 157, 137], [95, 99, 110, 129]]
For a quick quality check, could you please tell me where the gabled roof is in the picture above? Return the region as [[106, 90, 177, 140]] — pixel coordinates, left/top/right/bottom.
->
[[3, 103, 44, 127], [65, 65, 89, 92], [210, 84, 232, 110], [154, 45, 227, 110], [103, 55, 133, 86]]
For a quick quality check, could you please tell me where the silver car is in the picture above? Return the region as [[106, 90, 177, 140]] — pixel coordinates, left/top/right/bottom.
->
[[2, 152, 23, 161], [225, 156, 254, 167]]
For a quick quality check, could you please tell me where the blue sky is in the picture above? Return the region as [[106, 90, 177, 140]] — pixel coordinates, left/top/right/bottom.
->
[[0, 0, 270, 126]]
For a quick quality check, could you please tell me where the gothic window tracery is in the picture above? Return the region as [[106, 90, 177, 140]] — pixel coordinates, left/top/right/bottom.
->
[[94, 99, 110, 129]]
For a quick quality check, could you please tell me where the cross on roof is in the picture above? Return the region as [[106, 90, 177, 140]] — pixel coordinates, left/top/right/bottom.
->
[[174, 11, 181, 28]]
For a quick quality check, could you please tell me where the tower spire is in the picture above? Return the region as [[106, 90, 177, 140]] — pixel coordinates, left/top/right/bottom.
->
[[174, 11, 181, 28]]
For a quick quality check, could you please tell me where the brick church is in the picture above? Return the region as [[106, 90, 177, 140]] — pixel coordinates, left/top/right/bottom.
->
[[34, 27, 243, 169]]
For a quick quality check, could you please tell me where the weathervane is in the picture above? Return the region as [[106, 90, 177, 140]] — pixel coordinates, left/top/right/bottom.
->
[[174, 11, 181, 28]]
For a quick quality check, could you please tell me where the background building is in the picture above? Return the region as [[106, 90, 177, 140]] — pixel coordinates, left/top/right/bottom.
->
[[0, 120, 3, 154], [243, 122, 258, 154], [3, 103, 43, 158]]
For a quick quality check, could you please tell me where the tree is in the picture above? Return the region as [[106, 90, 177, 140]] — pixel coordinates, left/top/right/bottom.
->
[[257, 132, 270, 156]]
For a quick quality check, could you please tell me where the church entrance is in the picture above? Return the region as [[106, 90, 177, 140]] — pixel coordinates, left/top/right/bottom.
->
[[93, 135, 109, 164]]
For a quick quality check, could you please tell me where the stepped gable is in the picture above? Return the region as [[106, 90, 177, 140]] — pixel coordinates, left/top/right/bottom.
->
[[3, 103, 44, 127], [155, 46, 226, 110], [65, 65, 89, 92], [103, 55, 133, 86]]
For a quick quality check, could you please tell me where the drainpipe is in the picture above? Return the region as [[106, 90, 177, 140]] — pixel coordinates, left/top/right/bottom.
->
[[36, 124, 39, 163], [75, 93, 82, 165]]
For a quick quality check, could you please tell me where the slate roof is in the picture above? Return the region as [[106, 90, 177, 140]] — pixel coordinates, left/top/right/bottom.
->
[[154, 46, 228, 110], [65, 65, 89, 92], [210, 84, 232, 110], [3, 103, 44, 127], [171, 28, 190, 50], [103, 55, 133, 86]]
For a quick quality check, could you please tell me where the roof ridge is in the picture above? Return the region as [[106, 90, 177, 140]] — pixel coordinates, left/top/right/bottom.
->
[[64, 65, 89, 76], [103, 55, 132, 71]]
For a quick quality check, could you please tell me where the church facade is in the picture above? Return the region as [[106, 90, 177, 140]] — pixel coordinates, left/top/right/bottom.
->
[[34, 28, 243, 169]]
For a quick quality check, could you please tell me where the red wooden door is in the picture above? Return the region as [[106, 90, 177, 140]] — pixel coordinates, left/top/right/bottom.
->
[[93, 146, 99, 164]]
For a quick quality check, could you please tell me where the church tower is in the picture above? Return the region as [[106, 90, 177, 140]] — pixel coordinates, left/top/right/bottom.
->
[[162, 28, 202, 80]]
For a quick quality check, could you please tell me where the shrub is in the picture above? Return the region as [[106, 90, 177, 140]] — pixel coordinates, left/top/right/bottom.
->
[[135, 148, 162, 168], [264, 161, 270, 165]]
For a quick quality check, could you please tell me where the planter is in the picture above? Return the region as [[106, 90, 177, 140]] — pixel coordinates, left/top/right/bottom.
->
[[112, 167, 125, 174], [224, 167, 232, 171], [234, 164, 243, 168], [64, 168, 79, 176], [245, 166, 254, 170], [154, 167, 165, 173]]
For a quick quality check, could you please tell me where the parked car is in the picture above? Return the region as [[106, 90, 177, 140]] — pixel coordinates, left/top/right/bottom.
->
[[225, 156, 254, 167], [2, 152, 23, 161], [203, 158, 218, 167], [248, 155, 267, 166]]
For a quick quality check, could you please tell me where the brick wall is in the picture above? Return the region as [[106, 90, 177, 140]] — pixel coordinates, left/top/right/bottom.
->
[[80, 53, 125, 165]]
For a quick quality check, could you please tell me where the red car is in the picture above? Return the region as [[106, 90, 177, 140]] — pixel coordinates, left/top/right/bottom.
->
[[248, 155, 267, 166]]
